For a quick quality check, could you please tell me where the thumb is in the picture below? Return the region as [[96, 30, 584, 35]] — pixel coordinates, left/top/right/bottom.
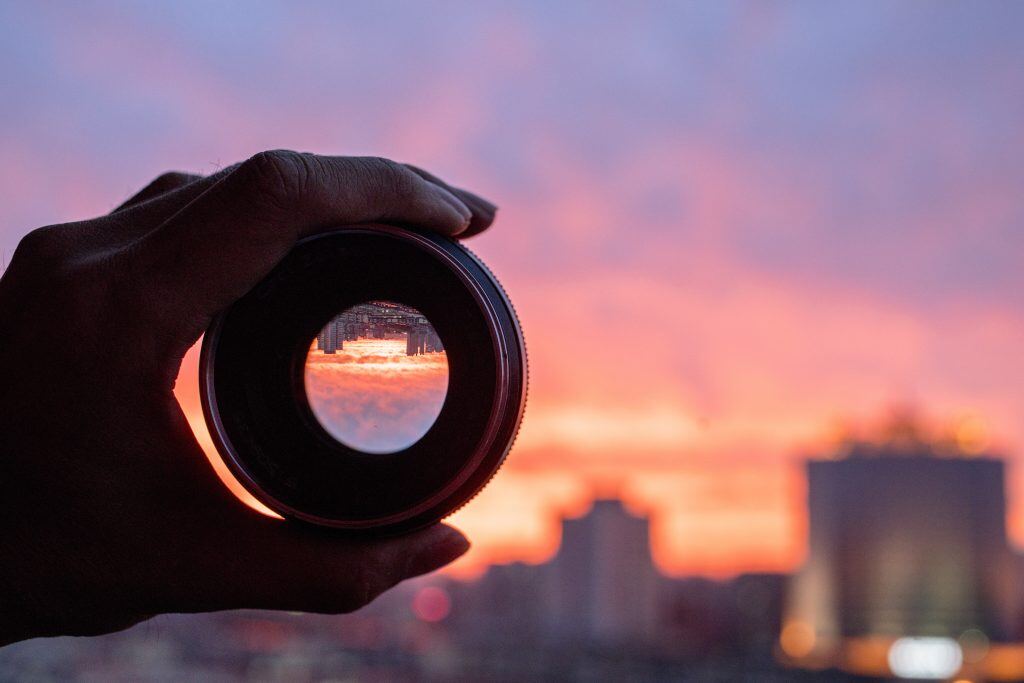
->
[[125, 151, 474, 353], [180, 521, 470, 615]]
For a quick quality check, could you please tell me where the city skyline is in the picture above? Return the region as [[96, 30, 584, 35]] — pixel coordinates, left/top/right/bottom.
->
[[9, 444, 1013, 680], [444, 433, 1024, 679]]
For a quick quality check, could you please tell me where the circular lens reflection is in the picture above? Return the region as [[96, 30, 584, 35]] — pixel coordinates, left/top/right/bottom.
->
[[304, 301, 448, 454]]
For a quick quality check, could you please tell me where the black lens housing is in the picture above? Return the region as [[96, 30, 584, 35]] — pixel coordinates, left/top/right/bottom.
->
[[200, 226, 526, 535]]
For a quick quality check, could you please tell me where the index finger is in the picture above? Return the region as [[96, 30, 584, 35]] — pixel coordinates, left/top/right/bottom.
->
[[128, 151, 480, 352]]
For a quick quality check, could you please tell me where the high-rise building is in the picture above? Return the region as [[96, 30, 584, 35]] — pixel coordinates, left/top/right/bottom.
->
[[782, 430, 1024, 679], [317, 318, 342, 354], [540, 499, 661, 645]]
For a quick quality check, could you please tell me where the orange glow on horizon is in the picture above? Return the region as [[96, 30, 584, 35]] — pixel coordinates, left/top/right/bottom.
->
[[175, 335, 1024, 580]]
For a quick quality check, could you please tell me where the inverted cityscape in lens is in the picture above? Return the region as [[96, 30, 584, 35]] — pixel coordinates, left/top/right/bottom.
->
[[304, 301, 448, 454]]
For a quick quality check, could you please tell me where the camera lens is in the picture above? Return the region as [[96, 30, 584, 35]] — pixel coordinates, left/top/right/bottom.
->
[[200, 226, 526, 535], [304, 301, 449, 455]]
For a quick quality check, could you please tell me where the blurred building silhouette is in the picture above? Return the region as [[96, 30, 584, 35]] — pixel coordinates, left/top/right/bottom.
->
[[448, 499, 662, 648], [440, 497, 801, 679], [782, 419, 1024, 679], [541, 498, 661, 645]]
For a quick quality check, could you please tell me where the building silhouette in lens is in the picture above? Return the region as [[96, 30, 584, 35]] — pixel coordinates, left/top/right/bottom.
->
[[317, 318, 344, 353], [782, 416, 1024, 679], [316, 301, 442, 356]]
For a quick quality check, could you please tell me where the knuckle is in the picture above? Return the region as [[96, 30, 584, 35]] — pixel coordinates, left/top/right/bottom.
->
[[4, 226, 149, 375], [241, 149, 314, 209], [20, 257, 114, 344], [365, 156, 419, 201], [149, 171, 194, 193], [6, 225, 89, 293], [11, 225, 66, 266]]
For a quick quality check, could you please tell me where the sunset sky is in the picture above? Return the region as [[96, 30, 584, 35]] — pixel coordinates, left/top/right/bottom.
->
[[2, 2, 1023, 578]]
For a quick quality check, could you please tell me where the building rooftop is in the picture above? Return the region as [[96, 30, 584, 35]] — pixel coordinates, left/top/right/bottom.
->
[[822, 410, 995, 461]]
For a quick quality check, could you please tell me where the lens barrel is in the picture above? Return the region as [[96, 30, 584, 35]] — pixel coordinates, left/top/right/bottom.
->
[[200, 225, 526, 535]]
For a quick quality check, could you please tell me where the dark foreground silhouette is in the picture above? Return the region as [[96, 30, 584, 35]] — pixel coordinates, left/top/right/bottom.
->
[[0, 151, 497, 645]]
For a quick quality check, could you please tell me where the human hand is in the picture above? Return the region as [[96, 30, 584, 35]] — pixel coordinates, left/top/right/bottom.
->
[[0, 151, 496, 644]]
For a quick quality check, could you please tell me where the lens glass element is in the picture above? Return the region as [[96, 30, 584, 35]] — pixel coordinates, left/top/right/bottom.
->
[[304, 301, 448, 454]]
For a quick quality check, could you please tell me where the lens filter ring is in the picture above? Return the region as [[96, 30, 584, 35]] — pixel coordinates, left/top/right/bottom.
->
[[200, 225, 526, 535]]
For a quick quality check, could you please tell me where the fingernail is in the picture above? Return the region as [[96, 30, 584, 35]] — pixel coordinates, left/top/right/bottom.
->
[[407, 528, 471, 577], [470, 193, 498, 215], [452, 199, 473, 228]]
